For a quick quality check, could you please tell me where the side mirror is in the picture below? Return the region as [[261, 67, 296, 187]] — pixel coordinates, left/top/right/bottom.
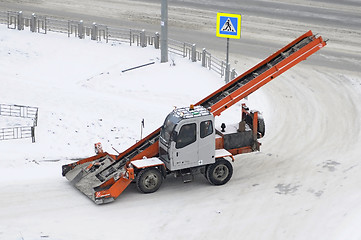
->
[[171, 131, 178, 142]]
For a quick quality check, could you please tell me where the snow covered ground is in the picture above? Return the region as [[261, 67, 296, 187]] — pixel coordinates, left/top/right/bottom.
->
[[0, 25, 245, 239], [1, 15, 361, 240]]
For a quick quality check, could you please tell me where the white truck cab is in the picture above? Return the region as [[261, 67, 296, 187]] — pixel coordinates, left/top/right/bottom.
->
[[159, 105, 216, 171]]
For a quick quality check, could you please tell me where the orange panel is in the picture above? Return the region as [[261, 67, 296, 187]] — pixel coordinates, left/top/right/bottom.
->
[[215, 137, 224, 150], [95, 177, 132, 201], [109, 177, 133, 199], [228, 147, 253, 155]]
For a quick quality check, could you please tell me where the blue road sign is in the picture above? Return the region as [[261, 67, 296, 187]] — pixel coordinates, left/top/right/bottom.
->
[[216, 13, 241, 39]]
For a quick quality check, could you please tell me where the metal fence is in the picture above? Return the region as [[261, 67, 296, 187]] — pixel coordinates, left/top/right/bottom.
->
[[0, 126, 35, 142], [0, 10, 237, 82], [0, 104, 38, 123], [168, 40, 237, 81], [168, 39, 197, 62], [0, 104, 38, 142]]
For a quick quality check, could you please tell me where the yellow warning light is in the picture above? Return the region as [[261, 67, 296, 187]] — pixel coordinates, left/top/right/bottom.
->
[[189, 104, 195, 110]]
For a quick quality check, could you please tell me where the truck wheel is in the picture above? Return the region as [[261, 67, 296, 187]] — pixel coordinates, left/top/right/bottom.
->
[[206, 159, 233, 185], [136, 168, 163, 194]]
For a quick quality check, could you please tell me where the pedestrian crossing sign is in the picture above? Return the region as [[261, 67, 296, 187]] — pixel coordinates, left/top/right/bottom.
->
[[216, 12, 241, 39]]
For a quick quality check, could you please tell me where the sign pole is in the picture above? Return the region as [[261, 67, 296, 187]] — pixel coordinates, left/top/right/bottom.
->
[[225, 38, 230, 83], [216, 12, 241, 83]]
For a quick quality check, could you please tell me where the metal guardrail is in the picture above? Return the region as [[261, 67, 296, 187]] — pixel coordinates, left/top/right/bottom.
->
[[168, 39, 196, 61], [0, 10, 237, 82], [0, 104, 38, 142], [168, 40, 237, 81], [201, 49, 237, 80]]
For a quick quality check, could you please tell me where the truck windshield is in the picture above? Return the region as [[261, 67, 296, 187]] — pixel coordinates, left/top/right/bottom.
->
[[160, 112, 180, 146]]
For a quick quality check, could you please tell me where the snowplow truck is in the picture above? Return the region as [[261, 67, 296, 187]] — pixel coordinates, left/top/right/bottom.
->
[[62, 30, 326, 204]]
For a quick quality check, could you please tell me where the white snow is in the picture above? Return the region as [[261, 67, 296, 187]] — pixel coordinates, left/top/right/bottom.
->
[[1, 23, 361, 240]]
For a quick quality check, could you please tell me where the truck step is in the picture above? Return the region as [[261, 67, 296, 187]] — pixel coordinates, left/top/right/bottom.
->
[[180, 169, 194, 183]]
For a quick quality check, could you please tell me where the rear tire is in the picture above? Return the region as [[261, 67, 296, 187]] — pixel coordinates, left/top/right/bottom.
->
[[206, 159, 233, 185], [136, 168, 163, 193]]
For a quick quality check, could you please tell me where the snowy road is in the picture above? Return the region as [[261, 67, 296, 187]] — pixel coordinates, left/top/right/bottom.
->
[[1, 1, 361, 239], [1, 0, 360, 71]]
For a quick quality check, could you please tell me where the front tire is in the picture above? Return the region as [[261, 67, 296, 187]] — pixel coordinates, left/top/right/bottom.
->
[[206, 159, 233, 185], [136, 168, 163, 193]]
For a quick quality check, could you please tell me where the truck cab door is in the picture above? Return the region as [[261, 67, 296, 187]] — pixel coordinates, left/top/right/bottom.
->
[[171, 122, 198, 170], [198, 119, 215, 165]]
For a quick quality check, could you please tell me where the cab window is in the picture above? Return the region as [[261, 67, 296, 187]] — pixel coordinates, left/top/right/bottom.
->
[[176, 123, 196, 149], [200, 120, 213, 138]]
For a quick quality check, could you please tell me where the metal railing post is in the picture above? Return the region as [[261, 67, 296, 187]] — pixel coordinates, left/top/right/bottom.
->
[[44, 17, 48, 34], [78, 20, 84, 39], [30, 13, 37, 32], [140, 29, 146, 47], [67, 20, 70, 37], [17, 11, 24, 30], [154, 32, 160, 49], [91, 22, 98, 40], [129, 29, 132, 46], [208, 54, 212, 70], [105, 27, 109, 43], [231, 68, 237, 80], [202, 48, 206, 67], [191, 44, 197, 62], [183, 42, 186, 57]]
